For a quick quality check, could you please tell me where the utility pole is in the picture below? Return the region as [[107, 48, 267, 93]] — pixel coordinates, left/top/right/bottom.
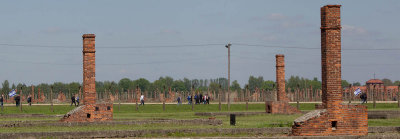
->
[[225, 43, 231, 111]]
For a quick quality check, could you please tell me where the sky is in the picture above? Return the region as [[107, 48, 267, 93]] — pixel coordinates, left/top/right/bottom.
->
[[0, 0, 399, 87]]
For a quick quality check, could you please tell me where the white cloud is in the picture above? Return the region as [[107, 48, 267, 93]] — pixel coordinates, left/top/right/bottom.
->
[[342, 24, 368, 35], [119, 69, 127, 74], [267, 13, 286, 21]]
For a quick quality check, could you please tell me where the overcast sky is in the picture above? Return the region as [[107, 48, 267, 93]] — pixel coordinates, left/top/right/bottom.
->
[[0, 0, 399, 87]]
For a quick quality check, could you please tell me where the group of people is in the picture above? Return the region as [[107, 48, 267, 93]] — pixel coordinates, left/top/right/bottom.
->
[[186, 94, 210, 105], [0, 90, 370, 107], [0, 94, 32, 107], [70, 94, 80, 107]]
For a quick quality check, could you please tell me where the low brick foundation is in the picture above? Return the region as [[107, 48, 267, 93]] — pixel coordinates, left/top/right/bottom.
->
[[265, 101, 301, 114], [291, 104, 367, 136], [60, 102, 113, 122]]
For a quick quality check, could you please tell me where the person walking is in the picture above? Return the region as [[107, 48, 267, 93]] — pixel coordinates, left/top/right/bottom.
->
[[14, 95, 20, 107], [360, 93, 367, 104], [187, 95, 191, 104], [76, 94, 80, 106], [194, 94, 198, 104], [177, 96, 181, 105], [140, 94, 145, 106], [71, 95, 76, 106], [199, 94, 203, 104], [27, 95, 32, 106], [0, 94, 4, 107]]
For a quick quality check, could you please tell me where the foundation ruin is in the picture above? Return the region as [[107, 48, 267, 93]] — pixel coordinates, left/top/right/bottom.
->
[[60, 34, 113, 122], [291, 5, 368, 136], [265, 54, 300, 114]]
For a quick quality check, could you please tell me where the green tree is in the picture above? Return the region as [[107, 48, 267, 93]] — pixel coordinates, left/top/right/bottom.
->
[[246, 76, 264, 91], [382, 78, 393, 86], [2, 80, 10, 94], [261, 80, 275, 91], [352, 82, 361, 86], [341, 80, 350, 88], [172, 80, 186, 91], [118, 78, 132, 92], [230, 80, 241, 91], [133, 78, 151, 91], [393, 81, 400, 86]]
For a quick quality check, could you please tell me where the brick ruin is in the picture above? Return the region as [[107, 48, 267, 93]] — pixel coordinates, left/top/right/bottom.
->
[[265, 54, 300, 114], [60, 34, 113, 122], [57, 92, 66, 102], [291, 5, 368, 136]]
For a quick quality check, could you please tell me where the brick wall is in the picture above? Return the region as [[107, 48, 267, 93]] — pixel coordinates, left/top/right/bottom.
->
[[291, 5, 367, 136]]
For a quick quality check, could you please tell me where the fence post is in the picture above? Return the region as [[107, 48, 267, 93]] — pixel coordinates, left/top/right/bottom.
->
[[348, 84, 352, 103], [373, 85, 376, 109], [50, 86, 54, 112], [136, 86, 139, 111], [219, 85, 222, 111], [19, 87, 23, 112], [245, 85, 249, 111], [118, 89, 120, 112]]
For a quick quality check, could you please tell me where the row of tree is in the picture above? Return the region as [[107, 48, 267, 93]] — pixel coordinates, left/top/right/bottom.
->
[[1, 76, 399, 98]]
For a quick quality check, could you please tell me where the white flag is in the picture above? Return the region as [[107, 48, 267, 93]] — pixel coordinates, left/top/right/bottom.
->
[[8, 89, 16, 97], [353, 88, 362, 96]]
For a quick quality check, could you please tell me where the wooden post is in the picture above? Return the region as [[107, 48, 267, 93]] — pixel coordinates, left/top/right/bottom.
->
[[50, 86, 54, 112], [191, 85, 194, 111], [296, 84, 300, 110], [245, 85, 248, 111], [373, 85, 376, 109], [31, 85, 34, 105], [163, 86, 166, 111], [349, 84, 352, 103], [136, 86, 139, 111], [219, 85, 222, 111], [118, 89, 120, 111], [19, 87, 23, 112]]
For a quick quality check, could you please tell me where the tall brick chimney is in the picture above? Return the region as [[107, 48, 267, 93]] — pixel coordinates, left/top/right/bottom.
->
[[291, 5, 367, 136], [276, 54, 288, 102], [61, 34, 113, 122], [320, 5, 342, 118], [265, 54, 300, 114], [82, 34, 96, 105]]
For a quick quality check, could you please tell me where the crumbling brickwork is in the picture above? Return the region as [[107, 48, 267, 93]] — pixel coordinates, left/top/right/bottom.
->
[[57, 92, 66, 102], [291, 5, 367, 136], [266, 54, 300, 114], [61, 34, 113, 122]]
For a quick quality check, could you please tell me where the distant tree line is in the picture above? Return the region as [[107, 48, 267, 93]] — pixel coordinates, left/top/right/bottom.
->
[[1, 76, 398, 98]]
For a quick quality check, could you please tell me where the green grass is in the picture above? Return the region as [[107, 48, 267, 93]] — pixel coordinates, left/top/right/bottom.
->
[[0, 103, 399, 135]]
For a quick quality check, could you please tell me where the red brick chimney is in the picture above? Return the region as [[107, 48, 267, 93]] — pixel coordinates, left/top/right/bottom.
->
[[291, 5, 367, 136], [82, 34, 96, 105], [276, 54, 288, 102]]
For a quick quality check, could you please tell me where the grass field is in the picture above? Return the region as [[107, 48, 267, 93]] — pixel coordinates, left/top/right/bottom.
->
[[0, 103, 399, 135]]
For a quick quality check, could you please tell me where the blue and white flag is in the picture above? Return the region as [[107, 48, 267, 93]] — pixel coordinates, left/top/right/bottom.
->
[[353, 88, 362, 96], [8, 89, 16, 97]]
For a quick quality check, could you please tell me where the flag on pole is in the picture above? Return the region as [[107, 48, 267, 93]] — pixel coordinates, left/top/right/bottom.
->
[[353, 88, 362, 96], [9, 89, 17, 97]]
